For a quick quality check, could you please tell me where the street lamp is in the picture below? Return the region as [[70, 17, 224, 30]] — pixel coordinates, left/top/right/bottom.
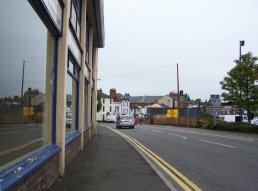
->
[[239, 40, 245, 120], [239, 40, 245, 61]]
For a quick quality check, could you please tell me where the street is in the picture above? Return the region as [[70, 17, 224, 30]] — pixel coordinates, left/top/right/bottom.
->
[[103, 123, 258, 191], [0, 124, 44, 166]]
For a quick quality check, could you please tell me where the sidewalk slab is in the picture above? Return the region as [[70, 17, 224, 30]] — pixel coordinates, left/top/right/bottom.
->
[[49, 126, 170, 191]]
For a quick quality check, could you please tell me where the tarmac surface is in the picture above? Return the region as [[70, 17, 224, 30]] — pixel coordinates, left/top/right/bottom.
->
[[49, 125, 170, 191]]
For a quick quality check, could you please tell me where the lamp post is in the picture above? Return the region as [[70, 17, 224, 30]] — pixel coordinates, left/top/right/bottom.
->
[[239, 40, 245, 120], [239, 40, 245, 61]]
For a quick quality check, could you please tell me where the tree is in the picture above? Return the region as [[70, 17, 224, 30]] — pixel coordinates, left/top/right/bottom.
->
[[220, 52, 258, 121], [97, 91, 102, 112]]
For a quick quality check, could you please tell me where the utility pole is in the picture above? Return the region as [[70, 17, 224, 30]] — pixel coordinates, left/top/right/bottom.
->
[[177, 63, 180, 127], [21, 60, 25, 99]]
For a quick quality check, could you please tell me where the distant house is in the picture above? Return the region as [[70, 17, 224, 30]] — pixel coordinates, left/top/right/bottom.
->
[[109, 88, 130, 115], [130, 95, 163, 117], [147, 103, 168, 115], [165, 91, 188, 108], [158, 95, 175, 108], [96, 89, 113, 121]]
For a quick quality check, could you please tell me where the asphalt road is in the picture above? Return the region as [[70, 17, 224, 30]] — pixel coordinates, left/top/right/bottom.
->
[[104, 123, 258, 191], [0, 124, 44, 166]]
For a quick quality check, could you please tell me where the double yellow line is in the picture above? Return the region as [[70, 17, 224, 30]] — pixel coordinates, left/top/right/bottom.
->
[[106, 126, 202, 191]]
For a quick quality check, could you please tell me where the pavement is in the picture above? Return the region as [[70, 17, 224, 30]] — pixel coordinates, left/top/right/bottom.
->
[[49, 125, 170, 191]]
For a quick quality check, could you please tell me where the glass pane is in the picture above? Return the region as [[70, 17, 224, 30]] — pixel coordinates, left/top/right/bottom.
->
[[71, 3, 77, 31], [0, 1, 53, 168], [68, 60, 74, 74], [84, 82, 88, 129], [66, 73, 77, 134]]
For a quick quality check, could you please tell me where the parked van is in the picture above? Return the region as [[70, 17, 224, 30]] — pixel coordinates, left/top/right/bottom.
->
[[219, 115, 248, 123]]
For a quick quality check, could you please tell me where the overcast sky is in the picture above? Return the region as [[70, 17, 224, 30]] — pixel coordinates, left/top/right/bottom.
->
[[0, 1, 47, 98], [98, 0, 258, 101]]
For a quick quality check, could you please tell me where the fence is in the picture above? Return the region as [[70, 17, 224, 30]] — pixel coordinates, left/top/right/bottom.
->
[[152, 114, 197, 127]]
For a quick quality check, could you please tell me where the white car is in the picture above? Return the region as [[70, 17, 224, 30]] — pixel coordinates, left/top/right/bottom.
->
[[116, 115, 135, 129], [251, 119, 258, 126], [66, 114, 72, 128], [106, 115, 117, 123]]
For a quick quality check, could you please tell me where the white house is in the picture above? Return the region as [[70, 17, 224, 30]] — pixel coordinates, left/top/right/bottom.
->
[[109, 88, 130, 116], [97, 90, 113, 121]]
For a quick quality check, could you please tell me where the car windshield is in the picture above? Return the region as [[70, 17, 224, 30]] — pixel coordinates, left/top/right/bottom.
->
[[121, 116, 133, 120]]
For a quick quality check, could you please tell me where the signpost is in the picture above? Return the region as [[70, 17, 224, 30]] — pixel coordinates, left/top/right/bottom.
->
[[167, 109, 178, 118], [209, 95, 221, 126], [23, 107, 34, 116]]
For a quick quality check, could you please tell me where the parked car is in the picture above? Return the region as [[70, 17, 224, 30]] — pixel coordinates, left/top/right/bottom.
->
[[66, 114, 72, 128], [106, 115, 117, 123], [116, 115, 135, 129], [251, 119, 258, 126]]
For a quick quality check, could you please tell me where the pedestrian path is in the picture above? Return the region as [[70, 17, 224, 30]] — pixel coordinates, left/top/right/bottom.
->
[[49, 125, 170, 191]]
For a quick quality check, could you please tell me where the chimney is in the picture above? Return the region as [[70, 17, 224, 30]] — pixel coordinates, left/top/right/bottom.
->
[[180, 90, 184, 96], [110, 88, 116, 99], [169, 91, 177, 97], [99, 88, 102, 94]]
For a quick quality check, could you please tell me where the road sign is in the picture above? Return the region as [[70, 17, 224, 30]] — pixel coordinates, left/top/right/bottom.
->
[[209, 98, 221, 107], [23, 107, 34, 116], [167, 109, 178, 118]]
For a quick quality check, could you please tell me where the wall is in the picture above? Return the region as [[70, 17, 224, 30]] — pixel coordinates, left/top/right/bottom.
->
[[13, 154, 60, 191], [0, 0, 104, 190]]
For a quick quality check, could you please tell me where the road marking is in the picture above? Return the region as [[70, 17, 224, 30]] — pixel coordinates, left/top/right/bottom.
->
[[199, 139, 236, 149], [0, 138, 45, 156], [152, 130, 162, 133], [126, 136, 178, 191], [166, 128, 255, 142], [105, 126, 202, 191], [169, 133, 188, 140], [0, 131, 21, 135], [26, 128, 40, 132]]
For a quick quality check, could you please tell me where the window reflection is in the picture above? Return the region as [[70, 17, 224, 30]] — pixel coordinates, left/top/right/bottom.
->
[[66, 60, 78, 134], [0, 1, 53, 168], [84, 80, 89, 129]]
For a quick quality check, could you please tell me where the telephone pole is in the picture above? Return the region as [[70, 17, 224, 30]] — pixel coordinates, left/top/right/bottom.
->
[[177, 63, 180, 127], [21, 60, 25, 99]]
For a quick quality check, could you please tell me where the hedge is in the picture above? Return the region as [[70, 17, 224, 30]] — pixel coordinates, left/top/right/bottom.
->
[[196, 120, 258, 134]]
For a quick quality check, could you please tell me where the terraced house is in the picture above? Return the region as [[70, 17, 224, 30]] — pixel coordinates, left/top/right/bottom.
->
[[0, 0, 104, 190]]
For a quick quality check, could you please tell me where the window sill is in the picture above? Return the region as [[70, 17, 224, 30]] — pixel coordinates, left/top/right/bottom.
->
[[0, 144, 60, 191], [83, 127, 89, 133], [65, 131, 80, 146]]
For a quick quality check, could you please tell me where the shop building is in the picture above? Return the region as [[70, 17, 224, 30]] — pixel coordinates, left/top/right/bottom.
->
[[0, 0, 104, 190]]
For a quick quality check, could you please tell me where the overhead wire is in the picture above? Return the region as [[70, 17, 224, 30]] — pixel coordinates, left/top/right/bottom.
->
[[101, 64, 177, 80]]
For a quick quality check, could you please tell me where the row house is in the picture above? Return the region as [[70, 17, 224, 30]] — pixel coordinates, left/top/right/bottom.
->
[[97, 89, 113, 121], [129, 91, 188, 117], [110, 89, 130, 115]]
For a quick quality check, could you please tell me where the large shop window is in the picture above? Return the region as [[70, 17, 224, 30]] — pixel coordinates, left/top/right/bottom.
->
[[85, 17, 90, 65], [0, 1, 54, 168], [66, 56, 79, 135], [84, 80, 89, 129], [70, 0, 82, 41]]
